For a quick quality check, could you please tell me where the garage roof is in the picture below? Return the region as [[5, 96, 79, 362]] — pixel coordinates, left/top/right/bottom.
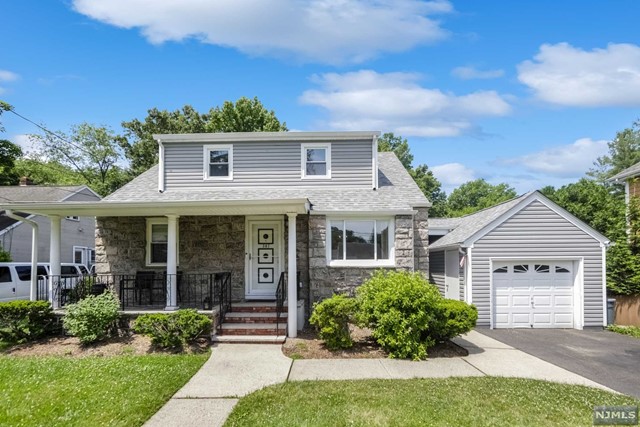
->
[[429, 191, 610, 250]]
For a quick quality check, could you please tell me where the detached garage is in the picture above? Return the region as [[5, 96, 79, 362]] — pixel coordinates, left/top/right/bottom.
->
[[428, 191, 610, 329]]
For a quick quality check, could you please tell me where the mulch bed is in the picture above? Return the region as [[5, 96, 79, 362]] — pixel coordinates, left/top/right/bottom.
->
[[282, 326, 468, 359], [2, 334, 210, 358]]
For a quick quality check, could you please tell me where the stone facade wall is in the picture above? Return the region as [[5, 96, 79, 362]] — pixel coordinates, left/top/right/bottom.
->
[[308, 214, 424, 304], [95, 215, 246, 300]]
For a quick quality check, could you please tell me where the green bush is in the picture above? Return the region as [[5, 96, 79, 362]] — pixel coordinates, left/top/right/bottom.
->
[[0, 300, 55, 344], [432, 299, 478, 342], [309, 294, 358, 350], [62, 292, 120, 344], [607, 239, 640, 295], [133, 309, 212, 349], [607, 324, 640, 338], [356, 270, 443, 360]]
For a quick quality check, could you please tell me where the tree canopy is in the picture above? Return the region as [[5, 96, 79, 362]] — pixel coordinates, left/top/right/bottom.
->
[[589, 120, 640, 182], [0, 139, 23, 185], [120, 97, 288, 175], [447, 179, 517, 217], [28, 123, 129, 195], [377, 132, 447, 216]]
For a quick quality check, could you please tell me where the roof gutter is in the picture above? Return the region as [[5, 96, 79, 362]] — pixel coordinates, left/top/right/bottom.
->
[[4, 210, 38, 301]]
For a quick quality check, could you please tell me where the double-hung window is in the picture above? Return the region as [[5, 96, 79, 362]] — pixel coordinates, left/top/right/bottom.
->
[[204, 145, 233, 180], [327, 218, 394, 266], [301, 144, 331, 179], [146, 218, 178, 266]]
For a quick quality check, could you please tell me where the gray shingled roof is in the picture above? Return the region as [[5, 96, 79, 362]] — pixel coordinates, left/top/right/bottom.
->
[[609, 161, 640, 181], [429, 194, 529, 249], [104, 152, 430, 212], [429, 218, 463, 229], [0, 185, 92, 202]]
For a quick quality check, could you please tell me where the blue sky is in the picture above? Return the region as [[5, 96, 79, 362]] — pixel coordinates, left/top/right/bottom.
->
[[1, 0, 639, 193]]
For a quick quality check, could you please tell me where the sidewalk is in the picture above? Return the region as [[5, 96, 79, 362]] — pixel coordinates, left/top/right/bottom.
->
[[144, 330, 614, 426]]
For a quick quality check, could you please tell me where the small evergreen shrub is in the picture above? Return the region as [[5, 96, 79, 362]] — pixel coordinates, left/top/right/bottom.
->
[[0, 300, 55, 344], [432, 299, 478, 342], [309, 294, 358, 350], [133, 309, 212, 349], [356, 270, 442, 360], [62, 291, 120, 344]]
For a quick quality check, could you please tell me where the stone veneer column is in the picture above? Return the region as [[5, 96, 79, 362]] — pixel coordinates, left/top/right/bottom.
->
[[394, 215, 414, 270], [413, 207, 429, 275]]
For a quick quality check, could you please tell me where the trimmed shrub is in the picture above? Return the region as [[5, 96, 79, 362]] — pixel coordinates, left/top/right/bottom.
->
[[0, 300, 55, 344], [63, 291, 120, 344], [432, 299, 478, 342], [309, 294, 358, 350], [356, 270, 442, 360], [133, 309, 212, 349]]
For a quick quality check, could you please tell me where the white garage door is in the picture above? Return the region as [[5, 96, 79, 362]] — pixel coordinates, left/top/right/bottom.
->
[[493, 261, 574, 328]]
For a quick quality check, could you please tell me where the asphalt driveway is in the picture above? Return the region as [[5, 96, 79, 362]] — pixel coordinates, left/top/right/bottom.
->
[[477, 328, 640, 398]]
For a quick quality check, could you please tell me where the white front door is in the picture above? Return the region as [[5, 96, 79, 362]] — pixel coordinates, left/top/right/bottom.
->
[[445, 250, 460, 299], [493, 261, 575, 328], [246, 219, 283, 299]]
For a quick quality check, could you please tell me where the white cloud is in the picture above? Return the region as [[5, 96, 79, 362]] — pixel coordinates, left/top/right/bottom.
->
[[517, 43, 640, 107], [11, 134, 36, 153], [71, 0, 453, 64], [497, 138, 608, 178], [299, 70, 511, 137], [451, 66, 504, 80], [431, 162, 476, 192], [0, 69, 19, 94]]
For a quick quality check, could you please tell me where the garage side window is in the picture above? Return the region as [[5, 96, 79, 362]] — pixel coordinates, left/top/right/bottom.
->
[[493, 266, 508, 273]]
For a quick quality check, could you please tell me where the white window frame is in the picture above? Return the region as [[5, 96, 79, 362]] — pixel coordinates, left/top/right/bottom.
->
[[146, 218, 179, 266], [301, 143, 331, 179], [326, 217, 395, 267], [203, 144, 233, 181]]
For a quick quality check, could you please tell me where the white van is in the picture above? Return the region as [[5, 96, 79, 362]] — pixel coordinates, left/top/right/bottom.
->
[[0, 262, 90, 303]]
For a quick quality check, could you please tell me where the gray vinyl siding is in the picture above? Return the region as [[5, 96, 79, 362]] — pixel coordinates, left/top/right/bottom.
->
[[0, 215, 96, 263], [471, 200, 604, 327], [429, 250, 445, 294], [164, 140, 373, 188]]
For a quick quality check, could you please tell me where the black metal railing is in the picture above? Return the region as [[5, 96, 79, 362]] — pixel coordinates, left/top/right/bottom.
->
[[38, 272, 231, 311], [276, 272, 286, 334], [215, 272, 232, 332]]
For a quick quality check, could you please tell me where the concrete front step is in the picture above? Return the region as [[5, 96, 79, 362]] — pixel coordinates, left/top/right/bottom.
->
[[224, 312, 288, 324], [211, 334, 287, 344], [219, 322, 286, 336]]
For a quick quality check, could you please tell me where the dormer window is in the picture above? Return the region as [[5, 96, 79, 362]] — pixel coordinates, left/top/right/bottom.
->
[[302, 143, 331, 179], [204, 145, 233, 180]]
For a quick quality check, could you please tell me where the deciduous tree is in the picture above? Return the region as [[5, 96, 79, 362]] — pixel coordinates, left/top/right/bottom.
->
[[447, 179, 516, 217]]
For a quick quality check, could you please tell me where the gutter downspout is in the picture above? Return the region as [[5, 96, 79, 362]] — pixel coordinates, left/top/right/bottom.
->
[[5, 210, 38, 301], [157, 139, 165, 193]]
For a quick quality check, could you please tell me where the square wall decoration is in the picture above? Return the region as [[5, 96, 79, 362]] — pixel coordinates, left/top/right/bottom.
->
[[258, 248, 274, 264], [258, 228, 274, 245], [258, 268, 274, 284]]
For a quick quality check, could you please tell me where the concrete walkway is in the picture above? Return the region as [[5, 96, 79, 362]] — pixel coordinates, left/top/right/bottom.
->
[[144, 330, 615, 426]]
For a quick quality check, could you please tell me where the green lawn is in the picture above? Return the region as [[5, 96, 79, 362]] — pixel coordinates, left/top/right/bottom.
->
[[0, 353, 209, 427], [225, 377, 639, 427]]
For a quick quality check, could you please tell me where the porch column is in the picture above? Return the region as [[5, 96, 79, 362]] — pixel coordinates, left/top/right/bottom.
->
[[287, 213, 298, 338], [165, 214, 179, 310], [49, 215, 61, 309]]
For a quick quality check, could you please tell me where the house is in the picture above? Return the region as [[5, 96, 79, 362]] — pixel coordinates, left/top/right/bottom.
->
[[0, 181, 100, 266], [428, 191, 610, 330], [0, 131, 431, 338], [608, 162, 640, 206]]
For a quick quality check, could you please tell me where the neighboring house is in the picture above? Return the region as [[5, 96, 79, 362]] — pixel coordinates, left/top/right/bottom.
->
[[609, 162, 640, 208], [0, 131, 430, 338], [0, 183, 100, 266], [428, 191, 610, 330]]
